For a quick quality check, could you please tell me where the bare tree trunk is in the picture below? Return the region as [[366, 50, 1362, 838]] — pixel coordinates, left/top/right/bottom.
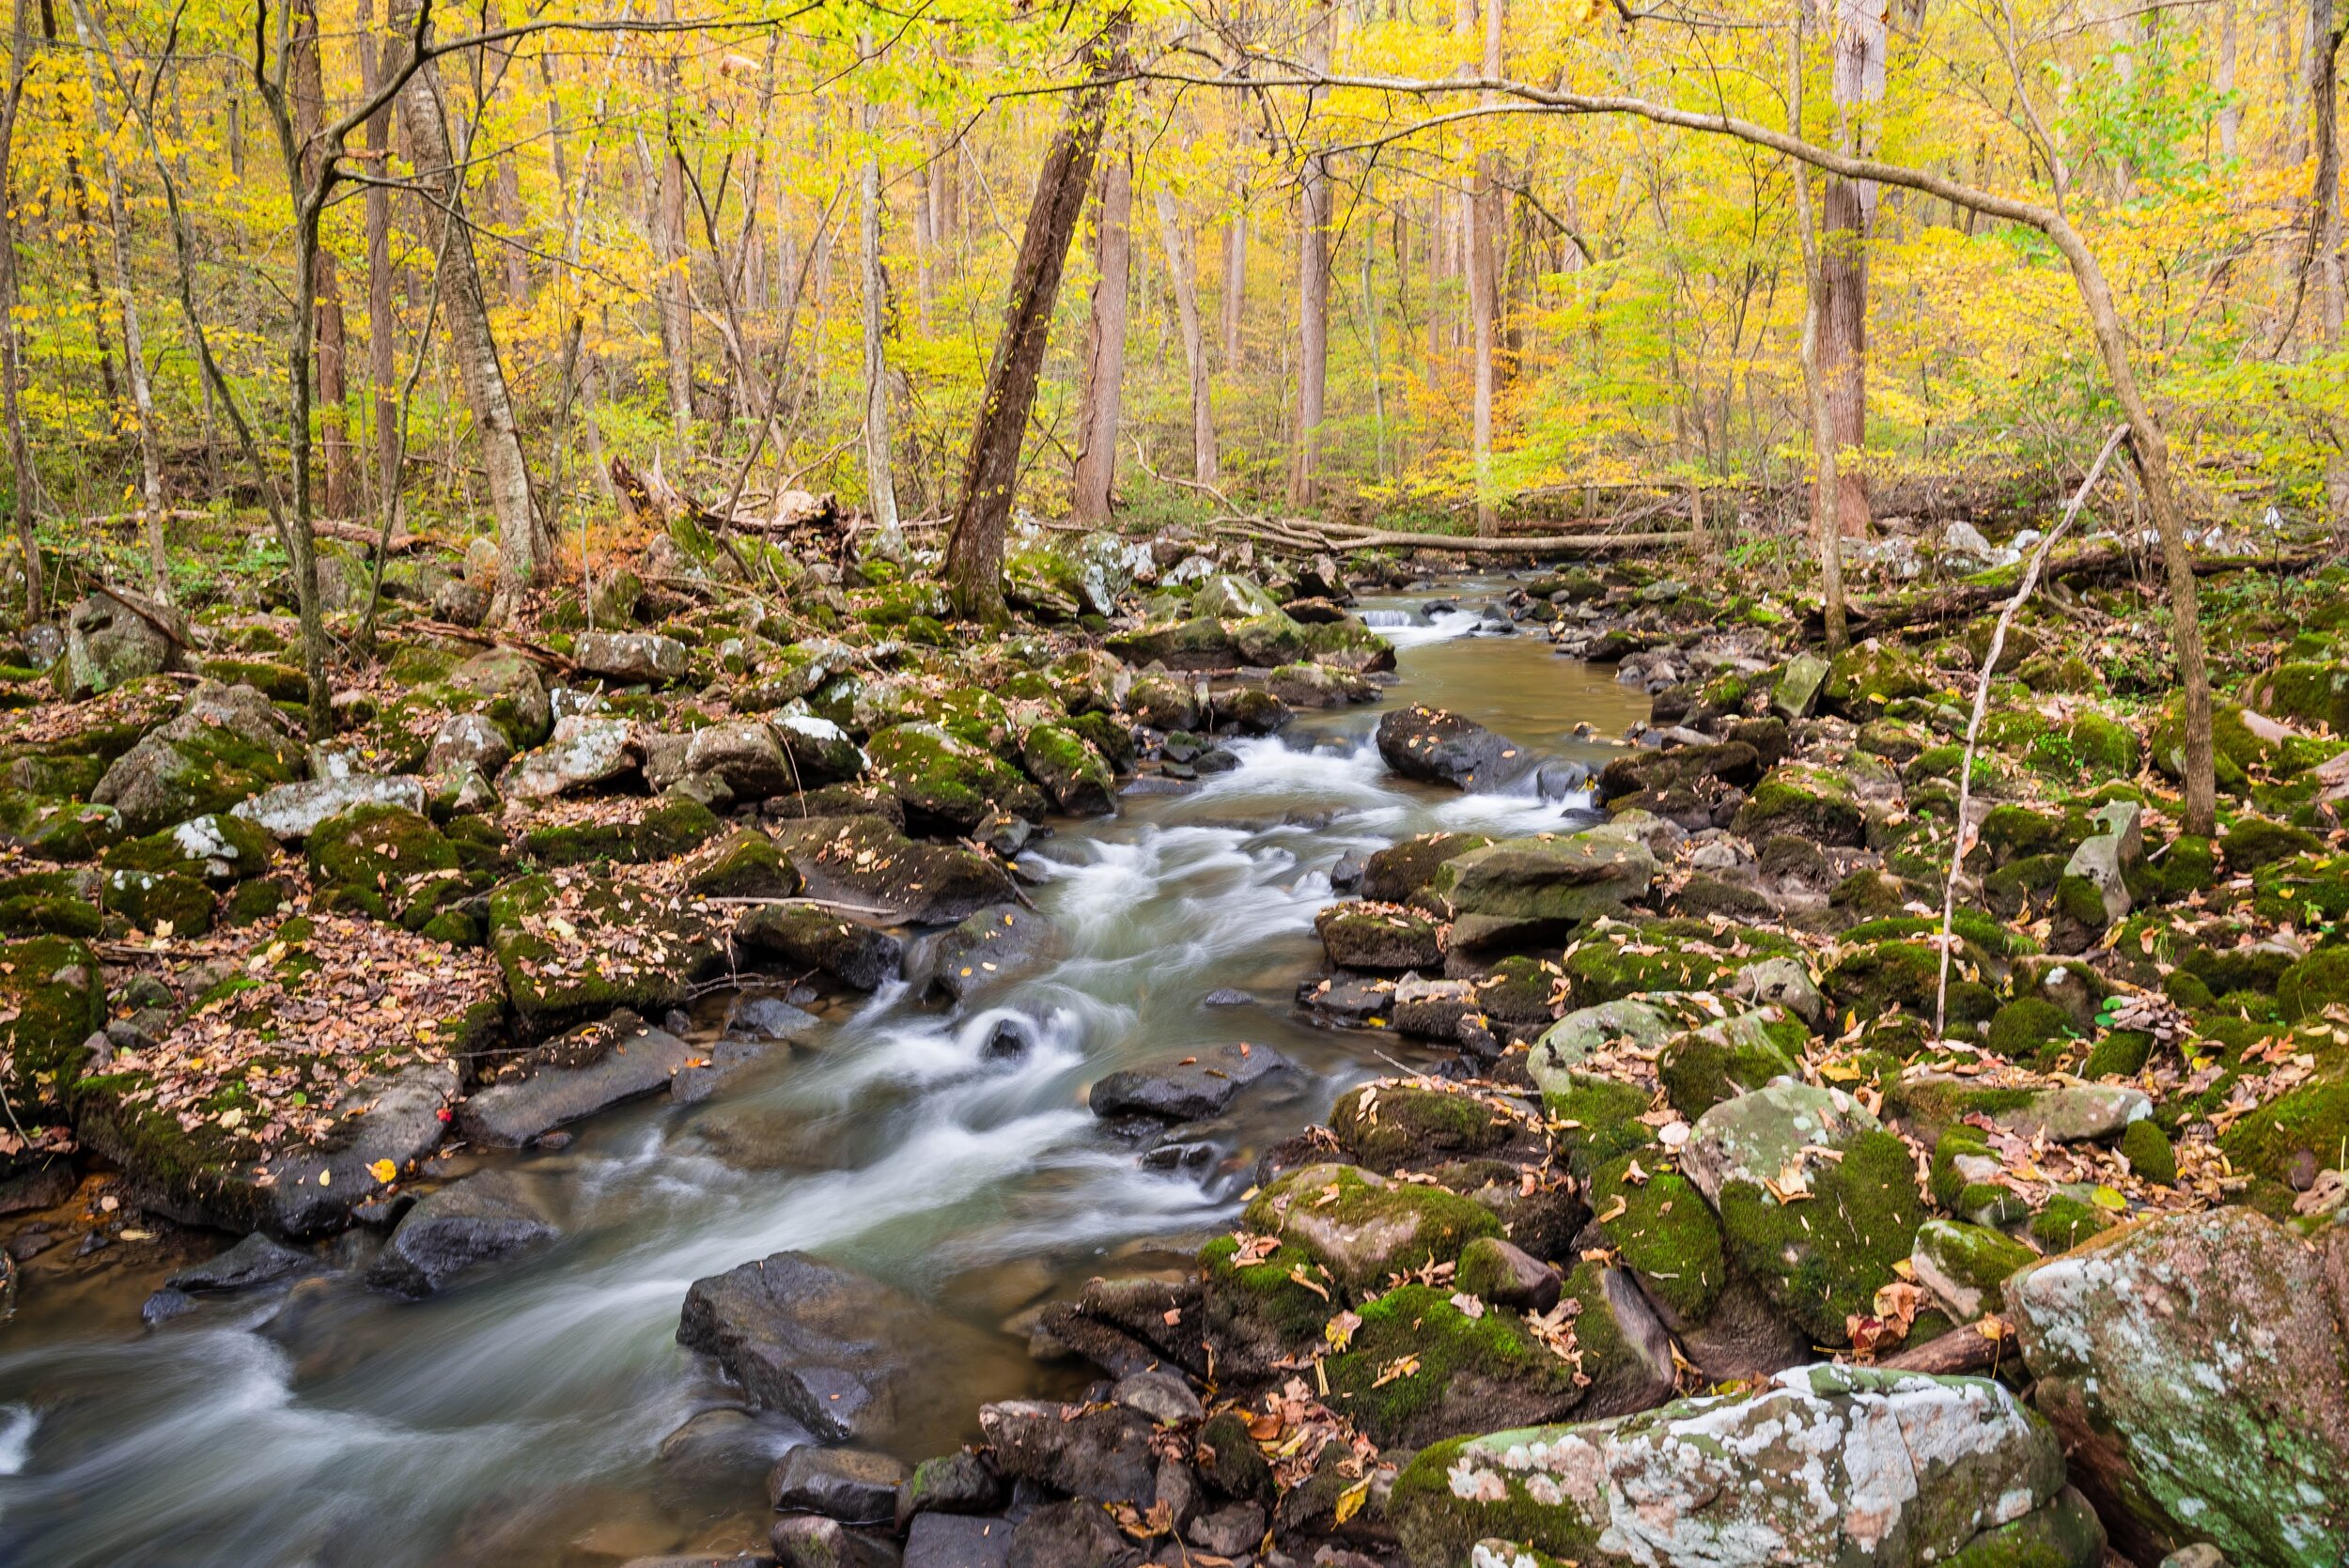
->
[[362, 0, 398, 511], [1817, 0, 1882, 539], [1072, 136, 1132, 524], [652, 0, 693, 444], [294, 0, 355, 520], [392, 0, 541, 614], [944, 12, 1126, 622], [1791, 15, 1847, 654], [859, 53, 898, 534], [0, 0, 36, 623], [1289, 4, 1336, 507], [1468, 0, 1502, 535], [1361, 226, 1385, 479], [2311, 0, 2349, 544], [2217, 0, 2240, 160], [1155, 181, 1218, 487], [1221, 167, 1248, 367], [69, 6, 168, 598]]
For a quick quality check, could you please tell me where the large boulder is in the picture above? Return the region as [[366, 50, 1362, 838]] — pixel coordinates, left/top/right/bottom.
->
[[1377, 706, 1533, 790], [573, 629, 689, 684], [2006, 1207, 2349, 1568], [1421, 831, 1657, 934], [62, 589, 184, 696], [771, 714, 869, 786], [1017, 722, 1114, 816], [233, 774, 428, 842], [488, 874, 725, 1035], [677, 1250, 990, 1447], [1391, 1363, 2094, 1568], [499, 715, 641, 801], [366, 1170, 558, 1297], [775, 815, 1017, 925], [903, 904, 1055, 1002], [456, 1010, 697, 1145], [92, 683, 305, 834], [866, 722, 1045, 831], [1087, 1040, 1297, 1122], [735, 904, 903, 990], [1237, 1161, 1500, 1296]]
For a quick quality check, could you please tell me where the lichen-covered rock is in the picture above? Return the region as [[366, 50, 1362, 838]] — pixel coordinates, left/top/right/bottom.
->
[[1236, 1161, 1501, 1297], [102, 812, 276, 883], [63, 589, 183, 697], [573, 629, 689, 684], [498, 715, 641, 801], [457, 1010, 697, 1145], [2005, 1206, 2349, 1568], [1680, 1081, 1881, 1205], [92, 682, 304, 834], [233, 773, 431, 841], [1378, 706, 1535, 790], [865, 722, 1045, 831], [1390, 1364, 2083, 1568], [1909, 1219, 2036, 1319], [1527, 999, 1670, 1100]]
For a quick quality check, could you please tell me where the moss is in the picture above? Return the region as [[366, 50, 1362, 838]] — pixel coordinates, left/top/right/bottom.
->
[[1330, 1082, 1515, 1171], [2050, 709, 2140, 781], [1974, 805, 2085, 865], [1730, 765, 1865, 847], [1589, 1154, 1724, 1322], [102, 868, 215, 937], [1390, 1430, 1605, 1568], [1241, 1163, 1502, 1295], [2117, 1118, 2176, 1185], [225, 878, 285, 925], [1886, 1079, 2039, 1146], [1830, 868, 1915, 918], [1718, 1129, 1925, 1343], [2079, 1029, 2153, 1079], [1841, 909, 2037, 958], [2218, 1080, 2349, 1188], [0, 870, 102, 938], [307, 803, 464, 925], [1988, 998, 2076, 1062], [415, 908, 481, 946], [2278, 946, 2349, 1021], [523, 795, 723, 868], [2029, 1193, 2113, 1251], [1198, 1234, 1337, 1364], [1825, 641, 1937, 719], [1822, 937, 1999, 1026], [865, 721, 1043, 829], [1657, 1013, 1803, 1118], [1913, 1219, 2037, 1313], [2182, 940, 2296, 996], [0, 936, 106, 1104], [195, 657, 308, 704], [102, 813, 275, 880], [1063, 708, 1133, 772], [2223, 816, 2325, 873], [1562, 920, 1796, 1005], [1542, 1076, 1657, 1177], [488, 873, 723, 1033], [2151, 695, 2275, 793], [2128, 834, 2217, 904], [1322, 1283, 1586, 1448], [683, 829, 800, 899]]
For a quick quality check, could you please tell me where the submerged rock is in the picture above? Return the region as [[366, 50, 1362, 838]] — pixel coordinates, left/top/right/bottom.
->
[[367, 1170, 558, 1297]]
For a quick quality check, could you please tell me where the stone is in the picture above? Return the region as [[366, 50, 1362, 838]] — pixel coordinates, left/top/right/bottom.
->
[[431, 580, 491, 628], [770, 1517, 902, 1568], [1421, 831, 1657, 926], [2005, 1207, 2349, 1568], [1455, 1235, 1561, 1312], [773, 714, 870, 786], [1680, 1081, 1881, 1206], [1086, 1040, 1297, 1121], [736, 904, 903, 990], [679, 720, 797, 800], [426, 713, 515, 777], [1391, 1363, 2085, 1568], [574, 629, 690, 684], [903, 904, 1053, 1001], [1990, 1083, 2152, 1143], [63, 589, 182, 696], [776, 815, 1017, 925], [232, 774, 429, 841], [92, 683, 305, 834], [1185, 1503, 1265, 1557], [1771, 651, 1830, 721], [2061, 832, 2133, 924], [500, 715, 641, 800], [902, 1514, 1009, 1568], [866, 722, 1045, 831], [1377, 705, 1534, 790], [1004, 1501, 1142, 1568], [366, 1170, 558, 1298], [1315, 902, 1443, 970], [164, 1232, 311, 1294], [1112, 1368, 1204, 1425], [1735, 956, 1824, 1027], [456, 1010, 697, 1145], [978, 1401, 1159, 1506], [1527, 999, 1671, 1098], [1909, 1219, 2037, 1319], [769, 1445, 909, 1524], [1236, 1162, 1500, 1297], [677, 1250, 990, 1447], [1018, 722, 1116, 815]]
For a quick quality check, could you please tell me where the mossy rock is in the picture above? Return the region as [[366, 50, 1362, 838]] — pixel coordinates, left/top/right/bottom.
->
[[1657, 1011, 1804, 1119], [1197, 1234, 1340, 1376], [523, 796, 723, 869], [1716, 1128, 1925, 1344], [1910, 1219, 2036, 1317], [1562, 919, 1795, 1006], [1841, 909, 2037, 958], [2117, 1118, 2176, 1185], [1987, 997, 2077, 1062], [1322, 1284, 1588, 1450], [1822, 937, 1999, 1029], [306, 802, 466, 928], [1542, 1075, 1658, 1178], [2150, 695, 2277, 794], [2242, 658, 2349, 735], [101, 867, 216, 938], [2222, 816, 2324, 874], [2028, 1192, 2114, 1251], [2218, 1080, 2349, 1190], [1730, 765, 1865, 848], [1062, 709, 1134, 774], [1883, 1079, 2041, 1147], [2079, 1029, 2153, 1079], [1974, 805, 2088, 867], [488, 874, 725, 1035], [1361, 831, 1494, 902], [0, 868, 103, 938], [2278, 947, 2349, 1021], [1824, 640, 1938, 720], [1829, 868, 1915, 919], [0, 935, 105, 1108], [681, 828, 801, 899], [865, 721, 1045, 831], [102, 812, 276, 883], [1984, 854, 2066, 919], [1018, 721, 1115, 816], [1390, 1429, 1609, 1568], [2126, 834, 2217, 904], [195, 657, 308, 704], [224, 877, 287, 925], [1239, 1162, 1502, 1296], [1330, 1082, 1520, 1172], [1589, 1154, 1724, 1322], [2029, 709, 2140, 782]]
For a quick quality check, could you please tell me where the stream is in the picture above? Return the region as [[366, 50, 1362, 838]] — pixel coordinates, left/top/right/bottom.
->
[[0, 596, 1650, 1568]]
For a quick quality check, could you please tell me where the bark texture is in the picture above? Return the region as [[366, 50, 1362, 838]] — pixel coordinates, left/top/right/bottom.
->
[[1817, 0, 1882, 539], [1155, 182, 1218, 487], [1072, 139, 1133, 524]]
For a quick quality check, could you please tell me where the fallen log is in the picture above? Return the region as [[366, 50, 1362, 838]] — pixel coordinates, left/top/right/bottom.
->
[[1879, 1317, 2015, 1376], [1835, 545, 2325, 636], [1214, 518, 1698, 557]]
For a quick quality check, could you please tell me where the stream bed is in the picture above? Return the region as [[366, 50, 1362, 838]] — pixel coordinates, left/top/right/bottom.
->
[[0, 598, 1649, 1568]]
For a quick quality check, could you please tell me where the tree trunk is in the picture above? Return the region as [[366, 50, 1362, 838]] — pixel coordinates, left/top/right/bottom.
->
[[0, 0, 37, 623], [1072, 137, 1133, 524], [2217, 0, 2240, 160], [652, 0, 693, 444], [1290, 3, 1336, 508], [1468, 0, 1502, 535], [1791, 8, 1846, 652], [293, 0, 354, 520], [859, 58, 898, 535], [1155, 182, 1218, 487], [2314, 0, 2349, 545], [1817, 0, 1882, 539], [392, 0, 541, 614], [69, 5, 168, 598], [1221, 171, 1247, 367], [944, 13, 1126, 623], [362, 0, 399, 511]]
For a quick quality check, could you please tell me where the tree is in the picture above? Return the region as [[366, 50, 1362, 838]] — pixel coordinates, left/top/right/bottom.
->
[[1289, 2, 1336, 507], [1467, 0, 1502, 536], [1072, 134, 1133, 524], [859, 40, 899, 536], [0, 0, 39, 623], [1815, 0, 1883, 541], [1154, 175, 1219, 487]]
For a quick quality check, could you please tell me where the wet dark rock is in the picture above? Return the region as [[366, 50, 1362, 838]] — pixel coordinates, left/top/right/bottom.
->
[[770, 1516, 903, 1568], [366, 1170, 558, 1298], [902, 1513, 1011, 1568], [979, 1018, 1032, 1062], [1191, 748, 1239, 775], [1112, 1368, 1204, 1424], [1199, 987, 1252, 1007], [677, 1250, 989, 1447], [142, 1287, 198, 1326], [775, 816, 1018, 926], [1087, 1041, 1298, 1122], [1375, 705, 1534, 790], [896, 1450, 1006, 1531], [727, 994, 823, 1040], [1185, 1502, 1265, 1557], [1328, 850, 1366, 891], [736, 903, 904, 991], [1361, 831, 1492, 903], [905, 904, 1055, 1002], [456, 1010, 696, 1146], [979, 1400, 1159, 1506], [769, 1445, 909, 1524], [1004, 1500, 1143, 1568], [1138, 1140, 1215, 1172], [165, 1231, 311, 1294], [1299, 972, 1392, 1026]]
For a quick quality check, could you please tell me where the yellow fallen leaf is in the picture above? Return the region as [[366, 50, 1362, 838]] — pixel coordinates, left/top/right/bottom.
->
[[1333, 1478, 1371, 1525], [369, 1158, 399, 1184]]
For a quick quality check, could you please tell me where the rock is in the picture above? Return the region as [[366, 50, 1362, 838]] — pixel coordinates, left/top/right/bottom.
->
[[233, 774, 430, 842], [489, 875, 724, 1034], [1361, 831, 1494, 902], [2006, 1207, 2349, 1568], [1456, 1235, 1560, 1312], [63, 589, 183, 696], [142, 1287, 198, 1326], [895, 1451, 1005, 1530], [677, 720, 797, 800], [165, 1232, 311, 1294], [500, 715, 641, 800], [1527, 999, 1671, 1098], [685, 828, 802, 900], [1392, 1363, 2088, 1568], [1377, 705, 1534, 790], [775, 815, 1017, 925], [431, 580, 491, 627], [447, 647, 552, 748], [978, 1400, 1159, 1506], [426, 713, 515, 776], [1112, 1368, 1204, 1425], [1086, 1040, 1296, 1121], [1018, 722, 1115, 815], [1422, 831, 1657, 928], [92, 683, 305, 834], [1237, 1162, 1500, 1296], [1185, 1503, 1265, 1557], [457, 1010, 697, 1145], [1735, 956, 1824, 1027], [574, 629, 690, 684], [1104, 616, 1238, 671], [1565, 1262, 1679, 1418], [2061, 831, 2133, 925], [904, 905, 1053, 1001], [736, 904, 903, 990], [770, 1446, 909, 1524], [1909, 1219, 2036, 1318], [1771, 650, 1830, 721], [770, 1517, 903, 1568], [902, 1513, 1010, 1568], [1680, 1081, 1880, 1206], [1004, 1500, 1143, 1568], [677, 1250, 988, 1446], [1992, 1083, 2152, 1142], [366, 1171, 558, 1297], [1268, 660, 1372, 707], [772, 714, 870, 786], [1192, 573, 1281, 620], [1315, 902, 1444, 970], [866, 722, 1045, 831]]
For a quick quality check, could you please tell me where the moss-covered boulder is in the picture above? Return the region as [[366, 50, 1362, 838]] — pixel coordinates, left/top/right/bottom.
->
[[2150, 694, 2279, 794], [1909, 1219, 2036, 1318], [1822, 934, 1999, 1027], [1237, 1162, 1501, 1296], [1329, 1080, 1525, 1171], [1104, 616, 1238, 671], [864, 722, 1045, 831], [2251, 851, 2349, 925], [1825, 639, 1938, 720], [1588, 1154, 1725, 1324], [0, 867, 102, 938], [1315, 902, 1443, 971], [306, 803, 466, 927], [521, 794, 723, 868], [90, 683, 305, 834], [1322, 1284, 1590, 1449], [0, 935, 105, 1111], [101, 867, 215, 937], [1731, 763, 1866, 847], [1361, 831, 1493, 902], [681, 828, 800, 899], [1715, 1127, 1925, 1345], [1017, 721, 1114, 816], [1656, 1009, 1805, 1119], [101, 812, 276, 884], [1561, 919, 1797, 1007], [2243, 659, 2349, 736], [488, 874, 725, 1035], [1389, 1364, 2079, 1568], [1420, 831, 1656, 931]]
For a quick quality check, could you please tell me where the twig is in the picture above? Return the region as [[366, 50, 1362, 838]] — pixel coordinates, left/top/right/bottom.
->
[[1935, 423, 2130, 1035]]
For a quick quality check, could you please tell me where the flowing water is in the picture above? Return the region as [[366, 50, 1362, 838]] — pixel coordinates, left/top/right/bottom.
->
[[0, 592, 1650, 1568]]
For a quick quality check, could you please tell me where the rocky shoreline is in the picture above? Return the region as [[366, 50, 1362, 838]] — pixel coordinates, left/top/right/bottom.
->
[[2, 520, 2346, 1568]]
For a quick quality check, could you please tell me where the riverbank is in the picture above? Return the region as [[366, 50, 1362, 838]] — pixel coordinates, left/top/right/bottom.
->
[[0, 517, 2344, 1568]]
